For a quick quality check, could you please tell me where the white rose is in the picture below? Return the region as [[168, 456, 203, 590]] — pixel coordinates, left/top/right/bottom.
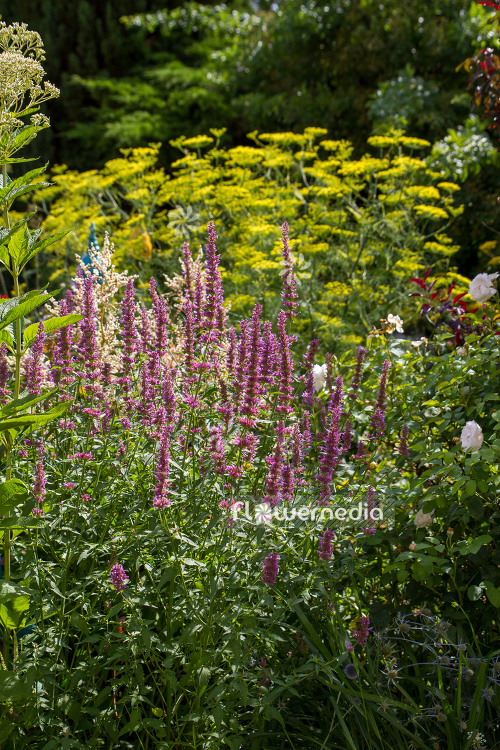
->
[[313, 363, 327, 392], [460, 421, 483, 452], [387, 313, 404, 333], [468, 272, 499, 303], [414, 509, 434, 528]]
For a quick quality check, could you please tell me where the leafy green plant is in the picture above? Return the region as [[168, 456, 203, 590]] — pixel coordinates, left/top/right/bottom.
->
[[0, 21, 81, 690]]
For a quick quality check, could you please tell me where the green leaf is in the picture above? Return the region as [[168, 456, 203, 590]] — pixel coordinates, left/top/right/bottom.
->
[[0, 516, 45, 530], [7, 226, 30, 264], [483, 581, 500, 608], [0, 292, 54, 331], [0, 400, 70, 432], [19, 228, 73, 271], [0, 479, 28, 513], [467, 535, 492, 555], [465, 479, 476, 496], [0, 671, 30, 702], [0, 388, 58, 417], [23, 314, 83, 351], [0, 580, 32, 604], [0, 213, 37, 248], [467, 585, 483, 601], [0, 288, 48, 326]]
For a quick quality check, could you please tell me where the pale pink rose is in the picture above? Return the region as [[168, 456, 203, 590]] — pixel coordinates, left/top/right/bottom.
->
[[414, 509, 434, 528], [313, 363, 327, 392], [460, 421, 483, 453], [468, 272, 498, 303]]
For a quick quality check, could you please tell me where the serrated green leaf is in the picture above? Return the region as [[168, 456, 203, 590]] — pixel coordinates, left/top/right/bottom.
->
[[0, 388, 57, 417], [7, 226, 30, 264], [0, 479, 28, 513], [19, 228, 73, 271], [0, 400, 70, 432], [0, 671, 30, 702], [0, 213, 37, 248], [0, 516, 45, 529], [0, 292, 54, 331]]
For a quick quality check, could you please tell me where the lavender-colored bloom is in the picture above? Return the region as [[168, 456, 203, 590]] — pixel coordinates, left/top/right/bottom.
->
[[119, 278, 138, 392], [139, 361, 154, 425], [341, 418, 352, 454], [181, 242, 194, 304], [261, 553, 280, 585], [317, 529, 335, 561], [398, 424, 410, 457], [51, 296, 75, 388], [110, 563, 129, 592], [291, 423, 303, 473], [79, 277, 101, 390], [162, 367, 177, 424], [302, 339, 319, 409], [324, 352, 334, 393], [0, 343, 10, 404], [344, 664, 357, 680], [182, 298, 195, 373], [139, 303, 151, 356], [354, 441, 366, 461], [32, 456, 46, 516], [318, 405, 341, 503], [263, 421, 285, 508], [25, 322, 45, 395], [280, 222, 299, 319], [353, 616, 372, 646], [233, 319, 249, 406], [225, 326, 237, 374], [276, 310, 294, 415], [301, 412, 312, 459], [260, 321, 278, 387], [202, 222, 226, 344], [241, 303, 264, 419], [329, 375, 343, 412], [154, 424, 171, 508], [193, 264, 204, 334], [149, 277, 168, 354], [215, 360, 234, 426], [349, 346, 366, 399], [209, 425, 226, 475], [281, 461, 295, 503]]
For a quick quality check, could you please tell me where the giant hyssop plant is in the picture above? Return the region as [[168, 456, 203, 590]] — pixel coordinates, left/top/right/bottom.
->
[[0, 218, 498, 748], [0, 21, 81, 688]]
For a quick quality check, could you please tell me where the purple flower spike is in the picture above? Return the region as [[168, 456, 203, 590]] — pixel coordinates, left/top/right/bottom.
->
[[353, 616, 372, 646], [261, 553, 280, 585], [120, 278, 138, 394], [260, 321, 278, 387], [79, 277, 101, 391], [276, 310, 294, 415], [317, 529, 335, 561], [349, 346, 366, 399], [181, 242, 194, 304], [398, 424, 410, 457], [0, 343, 10, 404], [201, 221, 225, 345], [154, 424, 172, 509], [318, 405, 342, 502], [32, 456, 46, 516], [264, 421, 286, 508], [149, 277, 169, 354], [110, 563, 129, 592], [241, 303, 264, 419], [25, 322, 45, 395]]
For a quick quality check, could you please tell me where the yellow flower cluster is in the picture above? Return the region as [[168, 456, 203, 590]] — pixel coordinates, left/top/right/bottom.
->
[[24, 127, 466, 352]]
